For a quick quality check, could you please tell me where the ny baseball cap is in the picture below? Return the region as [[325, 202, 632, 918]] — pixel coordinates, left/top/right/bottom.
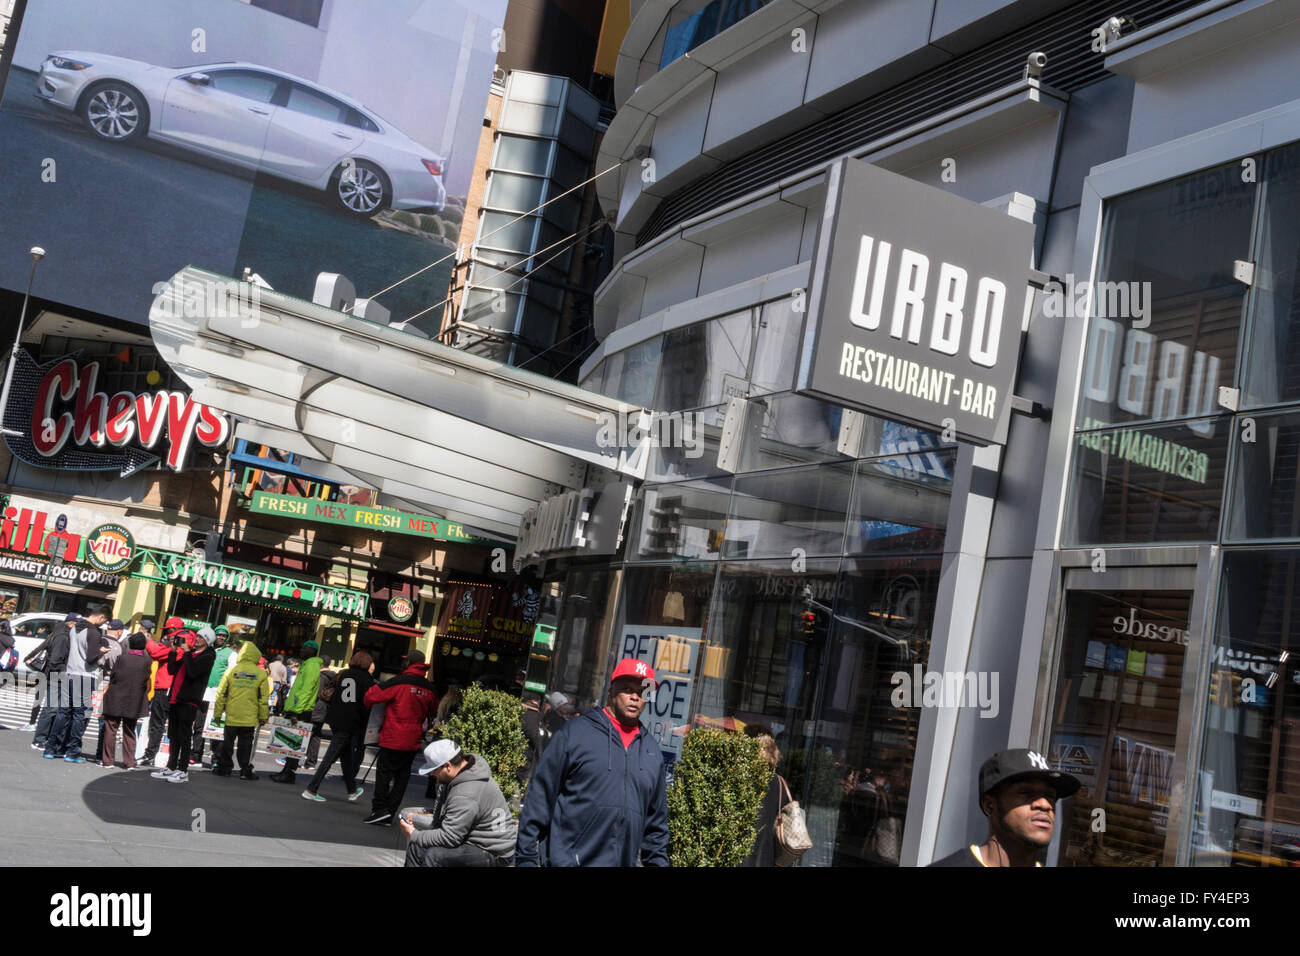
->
[[417, 739, 461, 776], [610, 658, 657, 686], [979, 748, 1081, 801], [163, 616, 185, 631]]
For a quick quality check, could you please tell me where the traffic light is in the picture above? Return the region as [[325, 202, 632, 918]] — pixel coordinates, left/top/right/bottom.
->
[[800, 610, 817, 639]]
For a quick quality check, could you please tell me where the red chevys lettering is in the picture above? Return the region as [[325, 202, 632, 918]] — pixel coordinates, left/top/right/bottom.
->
[[31, 360, 230, 470]]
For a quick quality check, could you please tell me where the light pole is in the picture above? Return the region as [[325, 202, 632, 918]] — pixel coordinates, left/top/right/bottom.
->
[[0, 246, 46, 438]]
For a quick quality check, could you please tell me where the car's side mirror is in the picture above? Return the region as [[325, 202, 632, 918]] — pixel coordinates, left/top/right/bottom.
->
[[184, 72, 212, 86]]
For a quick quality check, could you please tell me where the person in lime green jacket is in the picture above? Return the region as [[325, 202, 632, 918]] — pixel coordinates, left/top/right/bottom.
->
[[213, 641, 269, 780], [271, 640, 322, 785]]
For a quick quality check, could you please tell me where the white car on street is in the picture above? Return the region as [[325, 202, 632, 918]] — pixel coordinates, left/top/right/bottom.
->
[[8, 611, 65, 679], [34, 51, 446, 216]]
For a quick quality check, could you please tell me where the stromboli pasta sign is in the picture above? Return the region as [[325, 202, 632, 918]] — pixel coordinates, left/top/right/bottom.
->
[[796, 159, 1036, 445]]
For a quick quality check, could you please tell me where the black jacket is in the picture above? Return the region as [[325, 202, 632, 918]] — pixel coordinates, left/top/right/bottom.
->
[[325, 666, 375, 734], [45, 620, 102, 675], [166, 646, 215, 707]]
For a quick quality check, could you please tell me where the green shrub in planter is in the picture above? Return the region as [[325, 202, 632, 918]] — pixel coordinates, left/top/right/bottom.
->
[[437, 685, 528, 811], [667, 729, 773, 867]]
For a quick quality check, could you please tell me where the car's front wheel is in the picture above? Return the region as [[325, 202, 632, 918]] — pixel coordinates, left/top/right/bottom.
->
[[80, 82, 148, 143], [334, 160, 389, 216]]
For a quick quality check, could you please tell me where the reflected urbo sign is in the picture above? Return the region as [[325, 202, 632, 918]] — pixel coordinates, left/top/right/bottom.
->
[[796, 159, 1035, 445]]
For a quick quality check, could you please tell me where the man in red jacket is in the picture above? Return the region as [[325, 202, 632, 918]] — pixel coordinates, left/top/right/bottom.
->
[[141, 617, 193, 766], [362, 649, 438, 826]]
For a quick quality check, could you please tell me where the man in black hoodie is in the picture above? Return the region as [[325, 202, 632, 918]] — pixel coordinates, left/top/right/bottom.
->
[[30, 613, 80, 751], [152, 626, 215, 784]]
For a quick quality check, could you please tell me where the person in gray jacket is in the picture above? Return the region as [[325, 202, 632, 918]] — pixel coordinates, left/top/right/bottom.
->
[[398, 739, 516, 867]]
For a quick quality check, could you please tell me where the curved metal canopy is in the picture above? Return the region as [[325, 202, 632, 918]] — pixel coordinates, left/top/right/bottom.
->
[[150, 267, 650, 540]]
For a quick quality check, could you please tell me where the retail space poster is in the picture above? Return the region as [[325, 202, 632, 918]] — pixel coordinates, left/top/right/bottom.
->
[[619, 626, 702, 758], [796, 158, 1035, 445], [0, 0, 506, 332]]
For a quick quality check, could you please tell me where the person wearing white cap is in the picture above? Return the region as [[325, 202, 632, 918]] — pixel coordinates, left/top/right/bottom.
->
[[396, 739, 516, 867]]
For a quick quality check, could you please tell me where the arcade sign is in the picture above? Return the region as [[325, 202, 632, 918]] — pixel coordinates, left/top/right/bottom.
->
[[796, 159, 1036, 446], [1, 351, 231, 476]]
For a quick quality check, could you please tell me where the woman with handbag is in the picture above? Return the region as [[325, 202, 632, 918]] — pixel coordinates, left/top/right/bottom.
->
[[743, 734, 812, 867]]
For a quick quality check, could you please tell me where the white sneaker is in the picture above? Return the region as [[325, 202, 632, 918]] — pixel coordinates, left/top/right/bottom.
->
[[151, 769, 177, 780], [167, 772, 189, 784]]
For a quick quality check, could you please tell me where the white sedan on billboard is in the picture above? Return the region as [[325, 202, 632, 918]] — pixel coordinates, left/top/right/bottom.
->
[[34, 51, 446, 216]]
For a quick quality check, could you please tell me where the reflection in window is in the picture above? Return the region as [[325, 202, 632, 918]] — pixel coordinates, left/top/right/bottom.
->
[[1068, 417, 1229, 545], [1077, 161, 1253, 431], [1242, 144, 1300, 408], [655, 311, 753, 412], [1228, 410, 1300, 540], [750, 297, 802, 395], [1193, 551, 1300, 866], [629, 479, 732, 561], [208, 70, 280, 103], [845, 454, 953, 554], [738, 392, 846, 472], [285, 84, 345, 122], [724, 464, 852, 559], [604, 338, 662, 408], [548, 568, 617, 722], [1049, 590, 1192, 866]]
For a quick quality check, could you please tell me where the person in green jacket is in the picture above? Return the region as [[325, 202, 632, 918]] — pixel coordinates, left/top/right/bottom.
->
[[271, 640, 322, 785], [213, 641, 269, 780], [191, 626, 238, 769]]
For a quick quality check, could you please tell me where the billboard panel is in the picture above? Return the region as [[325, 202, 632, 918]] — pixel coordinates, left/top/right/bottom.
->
[[0, 0, 506, 330]]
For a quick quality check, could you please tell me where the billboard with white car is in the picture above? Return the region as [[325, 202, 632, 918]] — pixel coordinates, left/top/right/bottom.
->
[[0, 0, 506, 329]]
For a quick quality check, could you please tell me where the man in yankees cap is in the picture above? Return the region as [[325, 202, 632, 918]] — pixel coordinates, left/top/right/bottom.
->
[[930, 748, 1081, 867], [515, 657, 669, 866]]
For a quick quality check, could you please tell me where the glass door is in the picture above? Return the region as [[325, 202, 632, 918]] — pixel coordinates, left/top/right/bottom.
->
[[1041, 557, 1213, 866]]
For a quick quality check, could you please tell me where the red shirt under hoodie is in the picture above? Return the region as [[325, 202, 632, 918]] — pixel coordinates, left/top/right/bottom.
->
[[604, 708, 640, 749]]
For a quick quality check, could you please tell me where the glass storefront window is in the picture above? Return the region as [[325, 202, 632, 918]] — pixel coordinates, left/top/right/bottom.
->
[[724, 464, 852, 559], [1227, 409, 1300, 540], [750, 296, 802, 396], [806, 555, 944, 866], [603, 337, 662, 408], [645, 403, 729, 483], [1076, 160, 1253, 431], [737, 391, 849, 472], [1193, 550, 1300, 866], [1048, 590, 1194, 866], [654, 310, 754, 412], [1241, 144, 1300, 408], [627, 478, 732, 561], [549, 568, 619, 719], [845, 453, 954, 555], [1067, 417, 1229, 544]]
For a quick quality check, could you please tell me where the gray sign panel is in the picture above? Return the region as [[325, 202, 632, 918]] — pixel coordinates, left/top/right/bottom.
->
[[796, 159, 1035, 445]]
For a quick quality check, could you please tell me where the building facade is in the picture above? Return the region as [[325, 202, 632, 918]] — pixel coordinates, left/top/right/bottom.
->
[[547, 0, 1300, 867]]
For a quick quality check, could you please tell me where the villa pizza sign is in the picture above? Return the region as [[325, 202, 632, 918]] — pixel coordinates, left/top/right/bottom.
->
[[1, 351, 231, 475]]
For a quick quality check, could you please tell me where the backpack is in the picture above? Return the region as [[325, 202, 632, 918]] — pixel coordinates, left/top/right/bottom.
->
[[317, 671, 337, 703]]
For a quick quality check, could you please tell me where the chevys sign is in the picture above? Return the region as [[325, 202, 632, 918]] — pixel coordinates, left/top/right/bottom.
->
[[1, 351, 231, 475], [796, 159, 1036, 446]]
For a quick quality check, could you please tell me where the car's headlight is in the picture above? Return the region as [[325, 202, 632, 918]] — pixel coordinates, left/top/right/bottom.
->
[[47, 56, 92, 71]]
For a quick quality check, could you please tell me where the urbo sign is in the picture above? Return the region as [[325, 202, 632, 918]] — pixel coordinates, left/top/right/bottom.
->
[[797, 159, 1036, 445], [32, 359, 230, 470]]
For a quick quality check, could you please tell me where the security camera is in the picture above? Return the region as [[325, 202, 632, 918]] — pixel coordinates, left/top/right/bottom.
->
[[1098, 15, 1137, 50], [1024, 51, 1047, 81]]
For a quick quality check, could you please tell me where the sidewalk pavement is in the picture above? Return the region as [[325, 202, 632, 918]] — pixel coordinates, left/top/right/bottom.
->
[[0, 728, 407, 867]]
